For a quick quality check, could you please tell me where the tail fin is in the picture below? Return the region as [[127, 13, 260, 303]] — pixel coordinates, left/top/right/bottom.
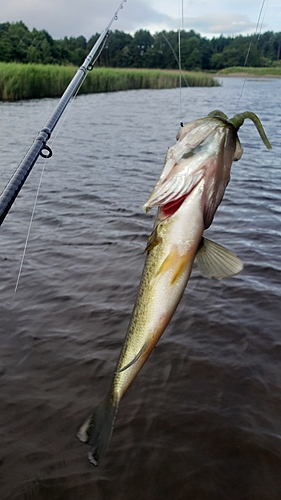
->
[[77, 398, 118, 466]]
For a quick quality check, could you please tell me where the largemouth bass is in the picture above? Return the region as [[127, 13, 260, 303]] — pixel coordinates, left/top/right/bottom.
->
[[78, 110, 271, 465]]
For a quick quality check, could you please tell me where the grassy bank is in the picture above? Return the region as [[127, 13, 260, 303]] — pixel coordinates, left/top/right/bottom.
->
[[0, 63, 219, 101], [218, 66, 281, 77]]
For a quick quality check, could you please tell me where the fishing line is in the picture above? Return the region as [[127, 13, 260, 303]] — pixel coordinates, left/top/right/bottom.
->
[[257, 2, 267, 42], [13, 80, 88, 294], [178, 0, 184, 124], [89, 31, 110, 68], [13, 160, 47, 298], [12, 2, 125, 296], [13, 74, 98, 297], [255, 0, 267, 37], [13, 78, 79, 297], [235, 0, 268, 110], [161, 32, 189, 89]]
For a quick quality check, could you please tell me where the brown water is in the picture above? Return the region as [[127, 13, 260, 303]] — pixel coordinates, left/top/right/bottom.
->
[[0, 78, 281, 499]]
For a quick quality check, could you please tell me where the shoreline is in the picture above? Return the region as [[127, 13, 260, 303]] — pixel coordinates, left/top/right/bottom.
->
[[1, 62, 280, 101], [217, 73, 281, 78], [216, 68, 281, 78]]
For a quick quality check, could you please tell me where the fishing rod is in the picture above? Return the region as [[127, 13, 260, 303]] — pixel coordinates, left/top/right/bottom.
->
[[0, 0, 128, 227]]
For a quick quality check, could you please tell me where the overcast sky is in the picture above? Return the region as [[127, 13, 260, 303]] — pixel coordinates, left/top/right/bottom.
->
[[1, 0, 279, 40]]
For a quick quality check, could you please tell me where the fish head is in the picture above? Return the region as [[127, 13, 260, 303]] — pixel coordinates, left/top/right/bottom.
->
[[201, 114, 243, 228], [143, 110, 271, 228], [143, 112, 242, 227]]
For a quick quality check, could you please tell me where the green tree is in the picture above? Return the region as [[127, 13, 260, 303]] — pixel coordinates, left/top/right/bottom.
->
[[0, 22, 280, 70], [104, 30, 133, 67], [7, 21, 31, 62], [181, 36, 202, 70], [0, 38, 14, 61]]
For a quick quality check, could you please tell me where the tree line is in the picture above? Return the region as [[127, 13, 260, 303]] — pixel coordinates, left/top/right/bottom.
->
[[1, 21, 281, 70]]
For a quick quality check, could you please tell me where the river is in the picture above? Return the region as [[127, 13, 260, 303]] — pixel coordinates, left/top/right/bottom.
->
[[0, 77, 281, 499]]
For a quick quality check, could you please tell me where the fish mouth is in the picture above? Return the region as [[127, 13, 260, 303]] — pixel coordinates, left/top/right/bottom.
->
[[160, 194, 188, 219]]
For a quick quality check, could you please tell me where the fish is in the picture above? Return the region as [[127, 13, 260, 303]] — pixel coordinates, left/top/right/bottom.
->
[[77, 110, 271, 466]]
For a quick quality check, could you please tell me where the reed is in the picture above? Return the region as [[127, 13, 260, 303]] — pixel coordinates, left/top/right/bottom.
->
[[0, 63, 219, 101], [83, 67, 219, 93]]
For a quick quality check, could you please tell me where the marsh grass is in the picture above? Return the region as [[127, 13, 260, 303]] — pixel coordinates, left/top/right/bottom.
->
[[83, 67, 219, 93], [0, 63, 219, 101], [0, 63, 74, 100], [218, 66, 281, 77]]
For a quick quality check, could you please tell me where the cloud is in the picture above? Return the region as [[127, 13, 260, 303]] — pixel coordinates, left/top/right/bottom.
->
[[184, 13, 258, 37], [112, 0, 174, 35], [1, 0, 280, 40], [1, 0, 174, 39]]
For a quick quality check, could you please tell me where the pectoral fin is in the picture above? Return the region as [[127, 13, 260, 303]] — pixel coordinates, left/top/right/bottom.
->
[[143, 225, 162, 254], [196, 237, 243, 279]]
